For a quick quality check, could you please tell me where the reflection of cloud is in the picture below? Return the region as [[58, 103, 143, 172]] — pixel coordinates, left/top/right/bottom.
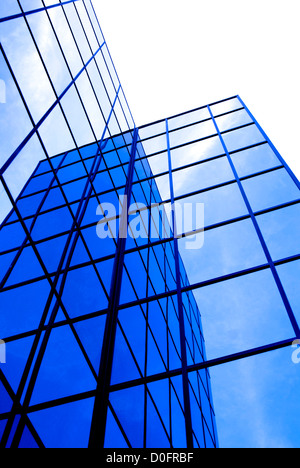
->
[[194, 269, 297, 448]]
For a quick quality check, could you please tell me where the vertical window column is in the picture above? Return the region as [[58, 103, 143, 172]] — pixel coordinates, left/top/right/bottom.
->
[[165, 119, 194, 448], [207, 104, 300, 340]]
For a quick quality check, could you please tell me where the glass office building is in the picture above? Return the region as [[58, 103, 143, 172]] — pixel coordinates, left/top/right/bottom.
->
[[1, 0, 300, 450]]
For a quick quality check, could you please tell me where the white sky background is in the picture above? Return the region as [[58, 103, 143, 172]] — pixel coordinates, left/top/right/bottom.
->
[[94, 0, 300, 180]]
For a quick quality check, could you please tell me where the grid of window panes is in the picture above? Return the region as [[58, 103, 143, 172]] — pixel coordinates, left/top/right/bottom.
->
[[1, 1, 299, 453], [0, 0, 217, 449], [0, 126, 217, 448]]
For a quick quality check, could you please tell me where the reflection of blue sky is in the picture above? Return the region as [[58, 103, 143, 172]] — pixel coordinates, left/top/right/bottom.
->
[[166, 103, 300, 447]]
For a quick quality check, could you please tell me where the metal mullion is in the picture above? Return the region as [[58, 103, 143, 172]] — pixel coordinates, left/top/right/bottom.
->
[[208, 104, 300, 339], [0, 0, 80, 23], [88, 127, 139, 449], [165, 119, 193, 448]]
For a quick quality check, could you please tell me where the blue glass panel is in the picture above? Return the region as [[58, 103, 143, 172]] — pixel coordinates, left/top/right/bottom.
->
[[148, 301, 168, 365], [62, 265, 108, 319], [204, 421, 215, 448], [41, 187, 67, 212], [0, 280, 50, 338], [216, 108, 252, 132], [109, 385, 144, 448], [30, 325, 96, 405], [276, 260, 300, 325], [6, 246, 45, 287], [36, 234, 67, 273], [146, 394, 170, 448], [16, 191, 46, 218], [21, 173, 54, 197], [2, 336, 34, 393], [6, 415, 21, 448], [62, 150, 82, 167], [193, 269, 294, 360], [119, 269, 138, 305], [0, 0, 20, 17], [242, 169, 300, 212], [169, 120, 216, 148], [69, 236, 91, 267], [168, 299, 181, 358], [173, 156, 234, 198], [147, 331, 165, 376], [93, 170, 115, 195], [0, 381, 13, 414], [110, 325, 141, 385], [189, 384, 205, 448], [210, 97, 242, 116], [168, 107, 211, 131], [0, 251, 16, 284], [171, 136, 224, 170], [148, 379, 170, 435], [18, 425, 39, 448], [222, 124, 265, 152], [82, 195, 101, 227], [178, 219, 267, 285], [170, 386, 186, 448], [0, 222, 26, 253], [231, 143, 280, 177], [96, 258, 114, 296], [29, 398, 95, 448], [57, 162, 87, 184], [31, 206, 74, 241], [0, 420, 8, 440], [104, 407, 129, 448], [80, 143, 99, 162], [148, 249, 165, 296], [175, 182, 247, 232], [256, 204, 300, 261], [85, 220, 116, 258], [109, 165, 127, 188], [123, 252, 147, 300], [118, 306, 146, 374], [63, 178, 88, 204], [73, 315, 107, 374]]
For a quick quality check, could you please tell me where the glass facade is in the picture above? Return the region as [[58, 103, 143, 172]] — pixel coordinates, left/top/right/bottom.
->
[[1, 0, 300, 450]]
